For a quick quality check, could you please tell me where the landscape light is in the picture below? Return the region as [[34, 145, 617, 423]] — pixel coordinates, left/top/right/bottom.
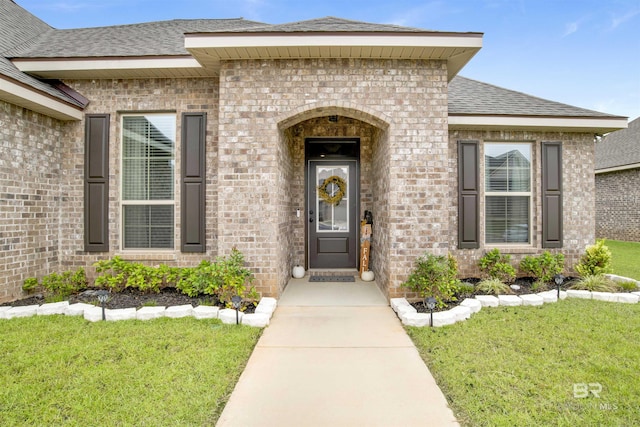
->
[[425, 296, 437, 327], [231, 295, 242, 325], [96, 290, 109, 321]]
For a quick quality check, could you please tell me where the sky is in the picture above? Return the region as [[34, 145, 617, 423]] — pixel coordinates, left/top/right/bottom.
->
[[16, 0, 640, 120]]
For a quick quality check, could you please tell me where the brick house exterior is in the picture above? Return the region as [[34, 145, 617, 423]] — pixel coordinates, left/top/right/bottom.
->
[[595, 117, 640, 242], [0, 0, 628, 302]]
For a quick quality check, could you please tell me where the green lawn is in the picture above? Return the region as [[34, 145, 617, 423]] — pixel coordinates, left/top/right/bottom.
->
[[407, 299, 640, 426], [606, 239, 640, 280], [0, 316, 262, 426]]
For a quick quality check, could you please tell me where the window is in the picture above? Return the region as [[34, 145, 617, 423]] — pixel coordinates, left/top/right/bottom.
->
[[121, 114, 175, 249], [485, 143, 531, 244]]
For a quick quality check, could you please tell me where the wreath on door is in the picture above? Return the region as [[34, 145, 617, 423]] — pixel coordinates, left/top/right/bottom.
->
[[317, 175, 347, 206]]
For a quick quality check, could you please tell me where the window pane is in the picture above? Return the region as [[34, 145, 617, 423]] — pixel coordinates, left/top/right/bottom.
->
[[316, 165, 349, 233], [122, 114, 175, 250], [123, 205, 174, 249], [486, 196, 529, 243], [485, 144, 531, 192], [122, 115, 175, 202]]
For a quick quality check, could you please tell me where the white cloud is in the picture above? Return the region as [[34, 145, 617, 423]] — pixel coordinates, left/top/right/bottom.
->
[[609, 9, 640, 30], [563, 21, 579, 37]]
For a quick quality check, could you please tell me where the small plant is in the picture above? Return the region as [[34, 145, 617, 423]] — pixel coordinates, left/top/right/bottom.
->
[[141, 300, 158, 307], [519, 251, 564, 288], [617, 280, 639, 292], [402, 253, 461, 309], [475, 278, 512, 295], [457, 282, 476, 297], [478, 249, 516, 283], [176, 248, 258, 307], [575, 240, 613, 277], [570, 274, 617, 292], [22, 277, 39, 293], [94, 257, 183, 293], [41, 267, 87, 298]]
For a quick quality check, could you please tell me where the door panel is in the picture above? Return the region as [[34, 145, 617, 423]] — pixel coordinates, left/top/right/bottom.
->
[[308, 160, 358, 268]]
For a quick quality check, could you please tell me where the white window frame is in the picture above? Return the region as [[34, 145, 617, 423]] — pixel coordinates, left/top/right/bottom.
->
[[120, 113, 176, 251], [484, 142, 533, 246]]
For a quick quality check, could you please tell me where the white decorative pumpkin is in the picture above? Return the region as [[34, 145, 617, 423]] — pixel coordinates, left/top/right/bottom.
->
[[292, 265, 305, 279], [361, 270, 375, 282]]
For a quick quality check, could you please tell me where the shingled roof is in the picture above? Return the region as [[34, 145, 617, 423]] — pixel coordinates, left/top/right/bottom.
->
[[3, 18, 267, 58], [448, 76, 616, 118], [0, 0, 88, 114], [595, 117, 640, 170], [0, 0, 628, 128]]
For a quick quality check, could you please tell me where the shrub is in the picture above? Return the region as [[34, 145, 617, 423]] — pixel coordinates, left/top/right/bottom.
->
[[22, 277, 39, 293], [94, 257, 182, 293], [41, 267, 87, 298], [519, 251, 564, 287], [575, 240, 613, 277], [402, 253, 461, 309], [177, 248, 258, 307], [475, 278, 512, 295], [478, 249, 516, 283], [570, 274, 617, 292]]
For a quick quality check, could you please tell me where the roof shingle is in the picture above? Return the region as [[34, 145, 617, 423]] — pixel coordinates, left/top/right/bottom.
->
[[595, 117, 640, 170]]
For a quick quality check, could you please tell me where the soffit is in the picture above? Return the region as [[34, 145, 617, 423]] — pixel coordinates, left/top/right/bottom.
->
[[185, 32, 483, 81]]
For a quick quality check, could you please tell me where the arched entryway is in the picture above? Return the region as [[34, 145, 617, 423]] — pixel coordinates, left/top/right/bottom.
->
[[277, 105, 390, 294]]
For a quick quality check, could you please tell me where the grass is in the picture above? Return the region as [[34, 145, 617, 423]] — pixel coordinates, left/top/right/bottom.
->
[[606, 239, 640, 280], [407, 299, 640, 426], [0, 316, 262, 426]]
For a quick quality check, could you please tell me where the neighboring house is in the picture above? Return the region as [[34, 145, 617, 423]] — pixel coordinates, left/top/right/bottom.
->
[[595, 117, 640, 242], [0, 0, 628, 302]]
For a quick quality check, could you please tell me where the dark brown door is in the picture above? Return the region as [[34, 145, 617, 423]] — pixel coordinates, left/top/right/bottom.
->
[[308, 160, 358, 268]]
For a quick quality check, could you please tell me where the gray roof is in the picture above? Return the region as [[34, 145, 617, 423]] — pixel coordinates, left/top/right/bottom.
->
[[207, 16, 430, 33], [0, 0, 625, 122], [3, 18, 267, 58], [595, 117, 640, 170], [0, 0, 83, 107], [449, 76, 619, 118]]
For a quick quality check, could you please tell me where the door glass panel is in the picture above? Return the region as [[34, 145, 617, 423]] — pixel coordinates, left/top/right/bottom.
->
[[316, 165, 349, 232]]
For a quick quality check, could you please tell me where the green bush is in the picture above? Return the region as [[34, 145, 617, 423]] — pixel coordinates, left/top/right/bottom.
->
[[575, 240, 613, 277], [41, 267, 87, 298], [402, 253, 461, 309], [570, 274, 617, 292], [22, 277, 39, 293], [519, 251, 565, 288], [177, 248, 258, 307], [478, 249, 516, 283], [475, 278, 512, 295], [94, 257, 182, 293]]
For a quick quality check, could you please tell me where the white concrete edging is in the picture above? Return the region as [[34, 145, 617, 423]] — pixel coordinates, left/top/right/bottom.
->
[[0, 297, 276, 328], [392, 280, 639, 328]]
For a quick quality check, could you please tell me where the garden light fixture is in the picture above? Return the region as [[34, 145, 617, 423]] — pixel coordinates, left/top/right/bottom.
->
[[231, 295, 242, 325], [96, 290, 109, 321], [425, 296, 437, 327], [554, 274, 565, 299]]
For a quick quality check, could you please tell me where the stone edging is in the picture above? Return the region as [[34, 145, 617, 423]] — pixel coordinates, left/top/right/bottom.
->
[[392, 279, 640, 328], [0, 297, 277, 328]]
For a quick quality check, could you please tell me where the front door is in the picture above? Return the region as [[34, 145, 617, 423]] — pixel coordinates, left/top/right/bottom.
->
[[308, 160, 358, 268]]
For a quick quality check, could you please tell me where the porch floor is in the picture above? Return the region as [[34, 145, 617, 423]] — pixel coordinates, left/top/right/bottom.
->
[[216, 277, 459, 427]]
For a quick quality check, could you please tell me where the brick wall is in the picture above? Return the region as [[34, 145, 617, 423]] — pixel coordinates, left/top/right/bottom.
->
[[58, 78, 220, 276], [0, 101, 64, 302], [596, 168, 640, 241], [219, 58, 449, 297], [447, 130, 596, 279]]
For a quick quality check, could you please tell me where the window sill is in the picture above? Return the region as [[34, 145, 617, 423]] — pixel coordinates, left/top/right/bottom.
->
[[114, 251, 178, 262], [484, 245, 538, 254]]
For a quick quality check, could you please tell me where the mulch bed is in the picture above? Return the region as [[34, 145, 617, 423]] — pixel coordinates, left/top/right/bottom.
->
[[1, 288, 256, 312], [410, 277, 575, 313]]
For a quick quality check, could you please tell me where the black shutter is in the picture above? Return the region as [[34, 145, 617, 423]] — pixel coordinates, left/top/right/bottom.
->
[[458, 140, 480, 249], [181, 113, 206, 253], [542, 141, 563, 248], [84, 114, 110, 252]]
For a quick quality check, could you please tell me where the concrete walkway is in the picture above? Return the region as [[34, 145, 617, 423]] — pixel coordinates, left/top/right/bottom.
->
[[217, 278, 459, 426]]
